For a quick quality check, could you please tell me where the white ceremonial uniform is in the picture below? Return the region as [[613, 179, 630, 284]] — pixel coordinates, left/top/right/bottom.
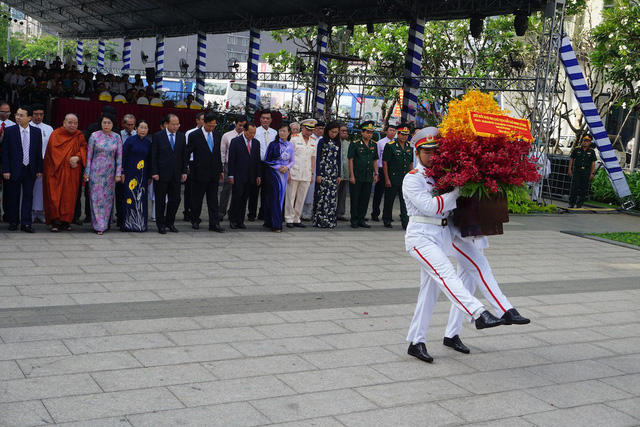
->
[[255, 126, 277, 161], [444, 229, 514, 338], [301, 133, 320, 218], [30, 121, 54, 220], [285, 134, 315, 224], [403, 163, 485, 345]]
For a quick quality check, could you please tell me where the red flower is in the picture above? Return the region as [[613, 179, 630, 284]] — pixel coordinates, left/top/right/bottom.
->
[[428, 135, 540, 193]]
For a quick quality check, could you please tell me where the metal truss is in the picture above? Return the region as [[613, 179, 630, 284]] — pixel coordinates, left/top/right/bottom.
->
[[105, 68, 539, 93], [5, 0, 549, 39]]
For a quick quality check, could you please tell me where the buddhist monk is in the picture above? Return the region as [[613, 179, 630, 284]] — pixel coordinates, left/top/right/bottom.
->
[[43, 114, 87, 232]]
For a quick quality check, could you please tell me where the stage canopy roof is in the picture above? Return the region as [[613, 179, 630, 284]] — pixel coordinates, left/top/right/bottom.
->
[[5, 0, 548, 39]]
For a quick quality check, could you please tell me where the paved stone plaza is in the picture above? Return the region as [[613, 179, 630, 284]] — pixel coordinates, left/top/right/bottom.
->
[[0, 211, 639, 426]]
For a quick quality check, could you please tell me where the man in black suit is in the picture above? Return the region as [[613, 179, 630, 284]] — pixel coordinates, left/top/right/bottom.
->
[[186, 112, 224, 232], [151, 114, 188, 234], [1, 105, 42, 232], [227, 121, 262, 229]]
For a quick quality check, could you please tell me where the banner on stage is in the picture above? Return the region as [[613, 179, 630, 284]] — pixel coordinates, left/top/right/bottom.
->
[[469, 111, 533, 141]]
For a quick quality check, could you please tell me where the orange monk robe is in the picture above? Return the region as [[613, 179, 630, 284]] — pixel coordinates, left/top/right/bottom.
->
[[43, 128, 87, 224]]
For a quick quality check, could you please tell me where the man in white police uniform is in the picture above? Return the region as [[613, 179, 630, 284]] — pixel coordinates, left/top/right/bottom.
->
[[403, 127, 505, 363], [443, 230, 531, 353]]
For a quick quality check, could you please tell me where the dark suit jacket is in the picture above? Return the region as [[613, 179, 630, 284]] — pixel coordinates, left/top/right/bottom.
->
[[1, 124, 42, 180], [186, 129, 223, 182], [228, 134, 262, 185], [151, 130, 188, 182]]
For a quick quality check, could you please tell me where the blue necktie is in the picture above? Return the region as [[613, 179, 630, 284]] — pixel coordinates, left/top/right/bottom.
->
[[207, 132, 213, 152], [169, 133, 175, 150]]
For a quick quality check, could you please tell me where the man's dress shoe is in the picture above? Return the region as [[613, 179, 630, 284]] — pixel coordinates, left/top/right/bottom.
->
[[359, 222, 371, 228], [238, 223, 247, 229], [407, 342, 433, 363], [229, 223, 238, 229], [21, 225, 35, 233], [286, 223, 294, 228], [191, 223, 199, 230], [293, 222, 306, 228], [168, 225, 179, 233], [475, 310, 506, 329], [443, 335, 470, 354], [501, 308, 531, 325], [158, 227, 167, 234], [209, 224, 225, 233]]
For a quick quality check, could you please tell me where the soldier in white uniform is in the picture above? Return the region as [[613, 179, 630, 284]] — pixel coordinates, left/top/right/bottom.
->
[[403, 127, 505, 363], [285, 119, 316, 228], [443, 230, 530, 354]]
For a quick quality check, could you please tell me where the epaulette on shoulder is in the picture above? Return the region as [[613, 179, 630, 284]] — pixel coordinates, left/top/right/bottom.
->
[[408, 169, 419, 174]]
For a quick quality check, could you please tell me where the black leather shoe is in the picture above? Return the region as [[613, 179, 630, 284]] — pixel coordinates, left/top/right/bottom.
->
[[407, 342, 433, 363], [158, 227, 167, 234], [168, 225, 179, 233], [191, 223, 199, 230], [359, 222, 371, 228], [247, 216, 256, 222], [209, 224, 225, 233], [8, 223, 17, 231], [350, 223, 358, 229], [286, 223, 294, 228], [21, 225, 35, 233], [293, 222, 306, 228], [443, 335, 470, 354], [82, 217, 91, 224], [371, 216, 380, 222], [230, 222, 238, 229], [475, 310, 506, 329], [501, 308, 530, 325], [238, 223, 246, 229], [384, 223, 393, 228]]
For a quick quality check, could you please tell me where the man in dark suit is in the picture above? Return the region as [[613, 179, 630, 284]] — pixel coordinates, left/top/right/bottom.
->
[[227, 121, 262, 229], [1, 105, 42, 232], [186, 112, 225, 232], [151, 114, 188, 234]]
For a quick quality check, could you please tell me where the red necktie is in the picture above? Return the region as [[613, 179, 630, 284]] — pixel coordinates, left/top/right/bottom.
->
[[0, 122, 5, 139], [247, 140, 251, 154]]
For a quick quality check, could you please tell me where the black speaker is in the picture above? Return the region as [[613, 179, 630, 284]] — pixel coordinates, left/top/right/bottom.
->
[[145, 67, 156, 85]]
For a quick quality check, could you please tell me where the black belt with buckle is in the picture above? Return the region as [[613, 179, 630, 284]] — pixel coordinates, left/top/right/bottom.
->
[[441, 218, 448, 226]]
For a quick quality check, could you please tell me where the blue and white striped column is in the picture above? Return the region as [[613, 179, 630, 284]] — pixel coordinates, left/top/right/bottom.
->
[[559, 36, 632, 200], [195, 31, 206, 106], [97, 39, 105, 69], [122, 38, 131, 70], [402, 19, 425, 123], [245, 28, 260, 113], [155, 35, 165, 90], [76, 40, 83, 67], [314, 22, 329, 118]]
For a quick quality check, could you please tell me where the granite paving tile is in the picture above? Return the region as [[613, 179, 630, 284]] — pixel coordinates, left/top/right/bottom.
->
[[202, 354, 316, 380], [63, 333, 176, 354], [126, 402, 270, 426], [0, 400, 54, 426], [18, 352, 143, 377], [355, 377, 471, 408], [522, 403, 638, 427], [0, 373, 102, 403], [91, 363, 218, 392]]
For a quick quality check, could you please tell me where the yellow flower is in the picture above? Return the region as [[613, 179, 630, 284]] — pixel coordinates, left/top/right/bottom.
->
[[439, 90, 509, 140], [137, 160, 144, 170], [129, 178, 138, 191], [126, 198, 132, 205]]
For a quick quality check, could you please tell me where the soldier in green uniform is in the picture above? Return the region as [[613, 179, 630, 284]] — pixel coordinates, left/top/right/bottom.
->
[[348, 121, 379, 228], [382, 123, 413, 229], [568, 135, 597, 208]]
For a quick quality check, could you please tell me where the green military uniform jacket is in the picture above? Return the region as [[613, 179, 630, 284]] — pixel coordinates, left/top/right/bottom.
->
[[382, 140, 413, 186], [348, 139, 378, 183], [570, 147, 596, 173]]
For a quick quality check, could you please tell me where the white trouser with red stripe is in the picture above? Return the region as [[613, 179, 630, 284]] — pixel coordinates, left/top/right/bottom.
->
[[444, 235, 514, 338], [405, 223, 485, 344]]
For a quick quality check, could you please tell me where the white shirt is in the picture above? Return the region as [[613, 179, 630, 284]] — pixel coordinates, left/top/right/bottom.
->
[[221, 129, 242, 164], [76, 79, 86, 94], [30, 121, 53, 157], [289, 134, 316, 182], [376, 137, 391, 168], [1, 119, 16, 128], [201, 127, 214, 149], [185, 126, 202, 161], [402, 163, 460, 251], [255, 126, 277, 161], [120, 129, 137, 141], [19, 125, 30, 165]]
